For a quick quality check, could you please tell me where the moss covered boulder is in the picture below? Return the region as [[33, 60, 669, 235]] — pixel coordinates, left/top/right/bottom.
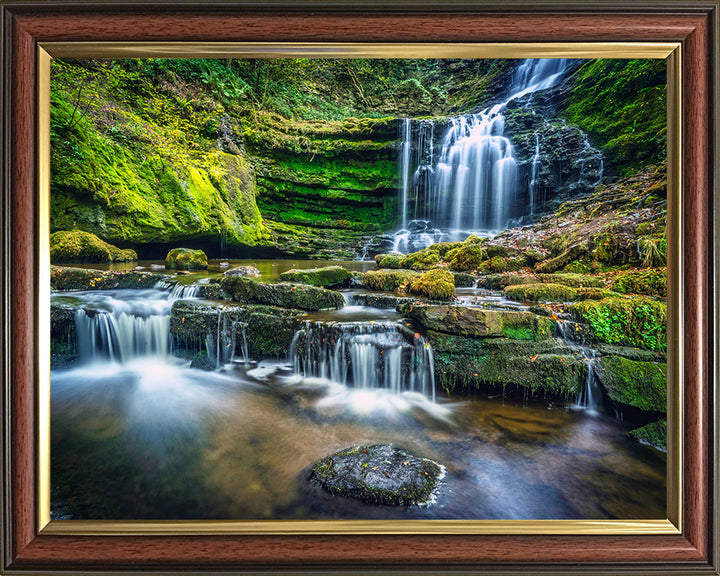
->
[[536, 273, 602, 288], [400, 247, 441, 270], [309, 444, 444, 507], [50, 230, 137, 264], [629, 420, 667, 451], [504, 283, 609, 303], [220, 276, 344, 310], [610, 268, 667, 297], [571, 296, 666, 351], [362, 269, 420, 292], [165, 248, 208, 270], [51, 265, 167, 291], [594, 355, 667, 413], [447, 243, 486, 272], [408, 269, 455, 301], [401, 304, 555, 341], [279, 265, 352, 288], [479, 273, 539, 290], [374, 253, 404, 269]]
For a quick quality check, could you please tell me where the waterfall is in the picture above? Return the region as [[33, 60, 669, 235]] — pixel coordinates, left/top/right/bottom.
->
[[556, 320, 602, 412], [394, 58, 573, 251], [74, 290, 173, 363], [288, 321, 436, 401], [529, 132, 541, 215]]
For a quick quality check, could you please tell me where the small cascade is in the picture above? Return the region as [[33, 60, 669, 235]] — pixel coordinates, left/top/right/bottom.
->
[[578, 131, 604, 187], [74, 292, 171, 363], [154, 280, 200, 301], [288, 321, 436, 401], [392, 58, 578, 252], [556, 320, 602, 412]]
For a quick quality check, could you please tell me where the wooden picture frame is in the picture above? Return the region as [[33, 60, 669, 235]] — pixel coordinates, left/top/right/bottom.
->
[[1, 0, 717, 573]]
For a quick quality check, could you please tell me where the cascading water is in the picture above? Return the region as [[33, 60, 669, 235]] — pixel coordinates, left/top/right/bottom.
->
[[288, 321, 436, 401], [556, 319, 602, 413], [392, 58, 574, 252]]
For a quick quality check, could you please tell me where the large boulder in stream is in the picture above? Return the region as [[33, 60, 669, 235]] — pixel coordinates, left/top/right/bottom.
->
[[309, 444, 444, 507], [220, 276, 344, 311], [594, 355, 667, 413], [400, 303, 555, 341], [165, 248, 208, 270], [279, 265, 352, 288]]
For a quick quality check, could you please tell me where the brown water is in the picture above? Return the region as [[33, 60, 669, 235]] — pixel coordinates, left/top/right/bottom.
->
[[51, 358, 666, 520]]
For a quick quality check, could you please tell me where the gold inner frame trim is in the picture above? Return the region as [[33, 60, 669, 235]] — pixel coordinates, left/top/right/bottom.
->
[[37, 41, 682, 536]]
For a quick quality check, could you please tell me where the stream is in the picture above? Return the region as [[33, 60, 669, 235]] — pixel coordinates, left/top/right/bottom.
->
[[50, 259, 666, 521]]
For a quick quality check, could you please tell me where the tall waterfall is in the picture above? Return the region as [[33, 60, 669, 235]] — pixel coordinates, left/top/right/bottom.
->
[[288, 321, 436, 401], [394, 58, 571, 250]]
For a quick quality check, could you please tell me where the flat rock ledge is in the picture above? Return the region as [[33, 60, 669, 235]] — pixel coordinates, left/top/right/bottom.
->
[[309, 444, 444, 507]]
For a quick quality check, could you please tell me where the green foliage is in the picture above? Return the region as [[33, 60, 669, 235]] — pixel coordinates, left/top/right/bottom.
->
[[565, 59, 666, 175], [571, 296, 667, 351], [50, 230, 137, 263], [408, 269, 455, 300]]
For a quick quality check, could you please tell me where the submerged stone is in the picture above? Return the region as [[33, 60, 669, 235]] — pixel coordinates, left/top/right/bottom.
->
[[309, 444, 444, 507], [224, 265, 260, 278]]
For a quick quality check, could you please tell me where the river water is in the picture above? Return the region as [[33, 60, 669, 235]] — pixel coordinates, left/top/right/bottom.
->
[[50, 259, 666, 521]]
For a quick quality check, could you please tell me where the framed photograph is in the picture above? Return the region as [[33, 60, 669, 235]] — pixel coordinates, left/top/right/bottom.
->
[[1, 1, 717, 574]]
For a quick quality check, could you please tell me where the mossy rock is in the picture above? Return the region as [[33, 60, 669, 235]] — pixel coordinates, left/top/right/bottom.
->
[[448, 244, 486, 272], [536, 273, 602, 288], [374, 253, 404, 269], [400, 248, 441, 270], [485, 243, 521, 259], [451, 272, 476, 288], [362, 269, 421, 292], [220, 276, 344, 311], [629, 420, 667, 451], [426, 332, 584, 396], [309, 444, 443, 507], [165, 248, 208, 270], [401, 304, 555, 341], [479, 273, 539, 290], [279, 265, 352, 288], [610, 268, 667, 297], [478, 255, 526, 273], [571, 296, 666, 351], [408, 269, 455, 301], [504, 283, 611, 303], [50, 230, 137, 264], [534, 242, 592, 274], [594, 355, 666, 413], [51, 265, 167, 291], [433, 241, 464, 257]]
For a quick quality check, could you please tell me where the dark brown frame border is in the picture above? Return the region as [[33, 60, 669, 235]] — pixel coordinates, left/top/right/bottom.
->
[[1, 1, 717, 574]]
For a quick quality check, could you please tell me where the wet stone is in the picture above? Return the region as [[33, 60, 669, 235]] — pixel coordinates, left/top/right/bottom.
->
[[309, 444, 444, 507]]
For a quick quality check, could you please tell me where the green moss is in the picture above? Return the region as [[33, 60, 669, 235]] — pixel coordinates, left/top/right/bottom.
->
[[50, 230, 137, 263], [571, 296, 666, 351], [595, 355, 667, 413], [408, 269, 455, 300], [374, 253, 404, 269], [536, 273, 602, 288], [479, 273, 539, 290], [279, 265, 352, 288], [610, 268, 667, 297], [447, 244, 486, 272], [400, 248, 441, 270], [629, 420, 667, 451], [165, 248, 208, 270], [362, 269, 421, 292], [564, 59, 666, 175], [505, 283, 578, 302], [51, 265, 166, 291], [221, 276, 344, 310]]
